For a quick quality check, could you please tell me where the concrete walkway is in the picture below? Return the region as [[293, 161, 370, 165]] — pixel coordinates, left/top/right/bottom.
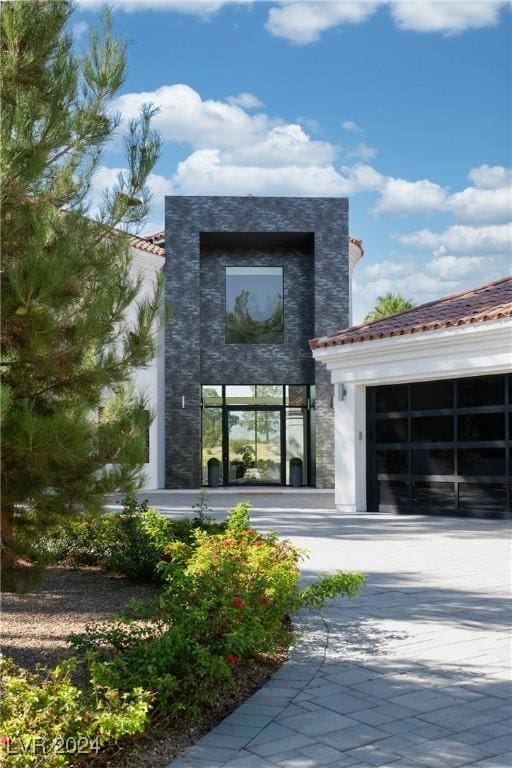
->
[[134, 491, 511, 768]]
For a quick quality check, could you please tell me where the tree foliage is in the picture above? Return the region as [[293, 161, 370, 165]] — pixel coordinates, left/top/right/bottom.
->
[[364, 292, 415, 322], [0, 0, 163, 583]]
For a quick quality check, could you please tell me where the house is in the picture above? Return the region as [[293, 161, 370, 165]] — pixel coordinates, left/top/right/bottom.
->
[[310, 277, 512, 519], [131, 195, 363, 490]]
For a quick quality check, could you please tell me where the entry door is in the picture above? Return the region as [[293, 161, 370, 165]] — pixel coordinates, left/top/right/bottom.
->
[[226, 409, 282, 484]]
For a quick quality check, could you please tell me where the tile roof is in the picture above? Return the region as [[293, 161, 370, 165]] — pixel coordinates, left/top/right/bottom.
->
[[142, 229, 165, 245], [128, 234, 165, 257], [310, 276, 512, 350]]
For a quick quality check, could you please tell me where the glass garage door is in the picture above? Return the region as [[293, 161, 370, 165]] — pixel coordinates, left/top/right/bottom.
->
[[366, 374, 511, 519]]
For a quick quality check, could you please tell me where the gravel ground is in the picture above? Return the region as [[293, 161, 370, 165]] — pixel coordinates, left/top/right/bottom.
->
[[0, 566, 159, 670], [1, 566, 289, 768]]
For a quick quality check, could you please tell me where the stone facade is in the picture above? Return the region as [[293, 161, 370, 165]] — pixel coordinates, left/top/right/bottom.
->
[[164, 196, 349, 488]]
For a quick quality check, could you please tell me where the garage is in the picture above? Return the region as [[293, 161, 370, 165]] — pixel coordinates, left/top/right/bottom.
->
[[366, 375, 511, 517], [310, 276, 512, 519]]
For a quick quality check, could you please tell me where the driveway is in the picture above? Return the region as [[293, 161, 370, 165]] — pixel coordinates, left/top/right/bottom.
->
[[131, 491, 511, 768]]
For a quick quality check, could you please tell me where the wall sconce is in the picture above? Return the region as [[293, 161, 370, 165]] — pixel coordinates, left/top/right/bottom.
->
[[337, 383, 347, 402], [181, 395, 186, 409]]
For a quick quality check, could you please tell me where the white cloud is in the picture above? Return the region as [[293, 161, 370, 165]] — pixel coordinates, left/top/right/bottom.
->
[[397, 223, 512, 256], [468, 163, 512, 190], [374, 177, 449, 215], [227, 92, 263, 109], [347, 142, 378, 161], [266, 1, 379, 44], [353, 249, 510, 322], [87, 166, 173, 223], [264, 1, 509, 44], [390, 1, 506, 35], [342, 120, 363, 133], [449, 185, 511, 224]]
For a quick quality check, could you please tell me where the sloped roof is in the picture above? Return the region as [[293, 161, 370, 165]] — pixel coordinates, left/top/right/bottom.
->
[[310, 276, 512, 350], [129, 234, 165, 257]]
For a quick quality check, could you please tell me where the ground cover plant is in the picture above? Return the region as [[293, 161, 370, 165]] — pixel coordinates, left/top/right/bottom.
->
[[0, 500, 366, 766]]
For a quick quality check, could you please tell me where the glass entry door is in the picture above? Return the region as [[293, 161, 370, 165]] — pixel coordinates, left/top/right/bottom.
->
[[227, 409, 282, 484]]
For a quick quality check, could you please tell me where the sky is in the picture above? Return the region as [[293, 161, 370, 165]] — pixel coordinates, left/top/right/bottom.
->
[[74, 0, 512, 322]]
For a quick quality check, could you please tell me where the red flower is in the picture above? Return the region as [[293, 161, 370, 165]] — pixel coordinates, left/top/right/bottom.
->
[[259, 595, 271, 606], [236, 615, 245, 623], [222, 539, 232, 547], [231, 597, 245, 609], [0, 737, 10, 747], [246, 529, 255, 536], [253, 540, 262, 548], [225, 654, 240, 664], [160, 552, 171, 562]]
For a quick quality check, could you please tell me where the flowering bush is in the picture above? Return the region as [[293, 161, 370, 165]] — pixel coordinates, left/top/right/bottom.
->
[[70, 502, 366, 716]]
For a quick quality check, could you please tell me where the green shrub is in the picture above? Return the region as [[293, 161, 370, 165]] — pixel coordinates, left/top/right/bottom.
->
[[43, 495, 225, 580], [69, 502, 366, 716], [0, 656, 149, 767]]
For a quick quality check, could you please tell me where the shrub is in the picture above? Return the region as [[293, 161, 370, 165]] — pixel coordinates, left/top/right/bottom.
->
[[0, 656, 149, 767], [43, 495, 225, 580], [69, 502, 366, 716]]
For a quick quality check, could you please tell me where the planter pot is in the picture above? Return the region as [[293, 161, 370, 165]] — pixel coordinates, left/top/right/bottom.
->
[[208, 465, 220, 487], [290, 464, 302, 488]]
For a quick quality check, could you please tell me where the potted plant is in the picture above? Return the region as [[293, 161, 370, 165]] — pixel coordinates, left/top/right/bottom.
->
[[207, 457, 221, 487], [289, 457, 303, 487]]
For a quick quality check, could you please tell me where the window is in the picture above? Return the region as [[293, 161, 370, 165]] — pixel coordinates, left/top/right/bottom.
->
[[226, 266, 283, 343]]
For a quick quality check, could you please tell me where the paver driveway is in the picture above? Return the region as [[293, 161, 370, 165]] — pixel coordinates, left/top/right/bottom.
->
[[123, 492, 512, 768]]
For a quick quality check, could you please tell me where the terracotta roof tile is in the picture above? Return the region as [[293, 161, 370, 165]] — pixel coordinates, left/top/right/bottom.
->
[[142, 229, 165, 245], [128, 234, 165, 257], [310, 276, 512, 350]]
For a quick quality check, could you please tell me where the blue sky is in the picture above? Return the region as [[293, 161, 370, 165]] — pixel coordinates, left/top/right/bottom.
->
[[75, 1, 512, 321]]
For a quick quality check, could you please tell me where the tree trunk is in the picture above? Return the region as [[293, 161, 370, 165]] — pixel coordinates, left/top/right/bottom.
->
[[0, 504, 17, 571]]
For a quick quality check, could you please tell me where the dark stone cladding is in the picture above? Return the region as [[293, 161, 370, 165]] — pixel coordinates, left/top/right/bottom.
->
[[164, 196, 349, 489]]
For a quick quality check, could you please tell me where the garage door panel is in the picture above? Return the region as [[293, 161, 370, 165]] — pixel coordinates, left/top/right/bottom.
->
[[367, 375, 511, 519]]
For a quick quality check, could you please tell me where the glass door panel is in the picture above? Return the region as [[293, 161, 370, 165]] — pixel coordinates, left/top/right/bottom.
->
[[228, 409, 281, 484]]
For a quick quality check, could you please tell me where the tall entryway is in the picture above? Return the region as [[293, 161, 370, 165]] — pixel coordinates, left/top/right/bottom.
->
[[201, 385, 315, 487]]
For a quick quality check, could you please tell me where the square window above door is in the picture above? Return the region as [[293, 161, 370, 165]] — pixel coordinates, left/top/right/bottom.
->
[[225, 266, 284, 343]]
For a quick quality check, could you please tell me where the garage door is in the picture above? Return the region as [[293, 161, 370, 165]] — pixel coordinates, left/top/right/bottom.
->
[[366, 374, 511, 518]]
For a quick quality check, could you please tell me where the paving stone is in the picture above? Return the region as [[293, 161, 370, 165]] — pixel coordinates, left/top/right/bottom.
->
[[320, 725, 388, 751], [312, 693, 375, 716], [223, 752, 277, 768], [198, 732, 250, 750], [388, 690, 463, 713], [477, 735, 512, 755], [345, 746, 402, 766], [298, 743, 348, 765], [216, 723, 263, 739], [276, 704, 313, 721], [280, 709, 358, 737], [377, 718, 427, 736], [186, 744, 239, 762], [249, 724, 300, 748], [248, 733, 316, 759], [469, 754, 512, 768], [391, 738, 497, 767]]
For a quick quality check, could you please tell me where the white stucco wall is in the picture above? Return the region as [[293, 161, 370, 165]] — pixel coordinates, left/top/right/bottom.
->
[[128, 246, 165, 490], [313, 318, 512, 512]]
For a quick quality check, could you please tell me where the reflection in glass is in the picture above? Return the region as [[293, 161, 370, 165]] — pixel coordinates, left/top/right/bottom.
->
[[201, 408, 223, 485], [228, 410, 281, 484], [459, 483, 507, 515], [412, 416, 453, 443], [202, 385, 223, 405], [376, 418, 408, 443], [458, 375, 505, 408], [413, 449, 453, 475], [458, 412, 505, 442], [226, 266, 284, 343], [286, 386, 307, 406], [375, 384, 408, 413], [411, 380, 453, 410], [458, 448, 506, 476], [377, 449, 408, 474], [225, 385, 256, 404], [379, 481, 410, 506], [286, 408, 306, 484], [412, 481, 455, 509], [255, 385, 283, 404]]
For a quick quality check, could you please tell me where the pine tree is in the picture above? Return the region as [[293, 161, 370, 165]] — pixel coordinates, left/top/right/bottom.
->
[[364, 292, 415, 322], [1, 1, 164, 583]]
